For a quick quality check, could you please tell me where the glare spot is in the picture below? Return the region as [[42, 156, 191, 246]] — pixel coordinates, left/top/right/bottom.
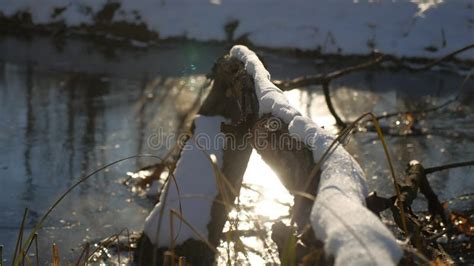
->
[[210, 153, 218, 164], [219, 151, 291, 264]]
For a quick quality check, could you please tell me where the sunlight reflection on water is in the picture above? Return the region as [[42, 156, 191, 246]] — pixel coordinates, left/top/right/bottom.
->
[[285, 89, 336, 130], [218, 151, 290, 265]]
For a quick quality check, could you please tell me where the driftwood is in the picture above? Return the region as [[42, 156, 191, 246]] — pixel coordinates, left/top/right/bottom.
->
[[133, 44, 474, 265], [135, 52, 325, 265]]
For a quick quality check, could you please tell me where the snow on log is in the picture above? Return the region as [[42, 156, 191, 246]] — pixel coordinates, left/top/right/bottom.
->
[[143, 115, 228, 247], [230, 45, 403, 265], [229, 46, 300, 124]]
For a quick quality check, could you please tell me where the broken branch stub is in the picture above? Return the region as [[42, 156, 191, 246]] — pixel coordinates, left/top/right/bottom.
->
[[137, 56, 257, 265]]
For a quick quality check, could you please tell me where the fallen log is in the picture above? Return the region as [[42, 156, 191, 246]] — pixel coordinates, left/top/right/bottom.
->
[[230, 45, 402, 265], [136, 45, 403, 265]]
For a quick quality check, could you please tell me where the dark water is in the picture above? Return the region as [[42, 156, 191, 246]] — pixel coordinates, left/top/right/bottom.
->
[[0, 36, 473, 264], [0, 37, 224, 263]]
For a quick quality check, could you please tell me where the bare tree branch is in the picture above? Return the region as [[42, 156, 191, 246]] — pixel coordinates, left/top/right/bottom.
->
[[274, 55, 385, 90], [375, 69, 471, 120], [425, 160, 474, 174], [274, 43, 474, 91], [322, 81, 346, 128], [387, 43, 474, 72]]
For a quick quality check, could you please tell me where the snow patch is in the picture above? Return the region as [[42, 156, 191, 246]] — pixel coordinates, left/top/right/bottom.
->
[[143, 115, 227, 246], [1, 0, 473, 59]]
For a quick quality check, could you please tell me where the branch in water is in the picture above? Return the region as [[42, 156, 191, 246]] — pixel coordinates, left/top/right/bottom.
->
[[274, 43, 474, 90], [425, 160, 474, 174], [274, 55, 385, 90]]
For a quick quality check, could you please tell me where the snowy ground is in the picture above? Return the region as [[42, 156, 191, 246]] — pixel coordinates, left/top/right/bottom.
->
[[0, 0, 473, 59]]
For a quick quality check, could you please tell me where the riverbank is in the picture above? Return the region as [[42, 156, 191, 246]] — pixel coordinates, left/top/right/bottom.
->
[[1, 0, 473, 60]]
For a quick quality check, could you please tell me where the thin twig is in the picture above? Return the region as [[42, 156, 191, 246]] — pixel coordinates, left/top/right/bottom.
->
[[274, 55, 384, 90], [275, 43, 474, 90], [425, 160, 474, 174], [0, 245, 3, 266], [15, 155, 166, 266], [75, 242, 89, 266], [322, 81, 346, 128], [375, 98, 457, 120], [399, 241, 430, 264], [375, 70, 472, 120], [117, 233, 121, 266], [12, 208, 28, 264], [85, 228, 131, 264], [394, 43, 474, 72], [34, 234, 38, 266], [169, 209, 218, 253], [326, 55, 386, 80], [21, 233, 37, 264]]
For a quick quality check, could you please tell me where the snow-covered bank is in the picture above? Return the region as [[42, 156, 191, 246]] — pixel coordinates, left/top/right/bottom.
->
[[1, 0, 473, 60], [230, 45, 402, 265]]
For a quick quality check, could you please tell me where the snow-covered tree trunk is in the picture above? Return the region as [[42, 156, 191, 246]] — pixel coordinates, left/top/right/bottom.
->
[[230, 45, 402, 265]]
